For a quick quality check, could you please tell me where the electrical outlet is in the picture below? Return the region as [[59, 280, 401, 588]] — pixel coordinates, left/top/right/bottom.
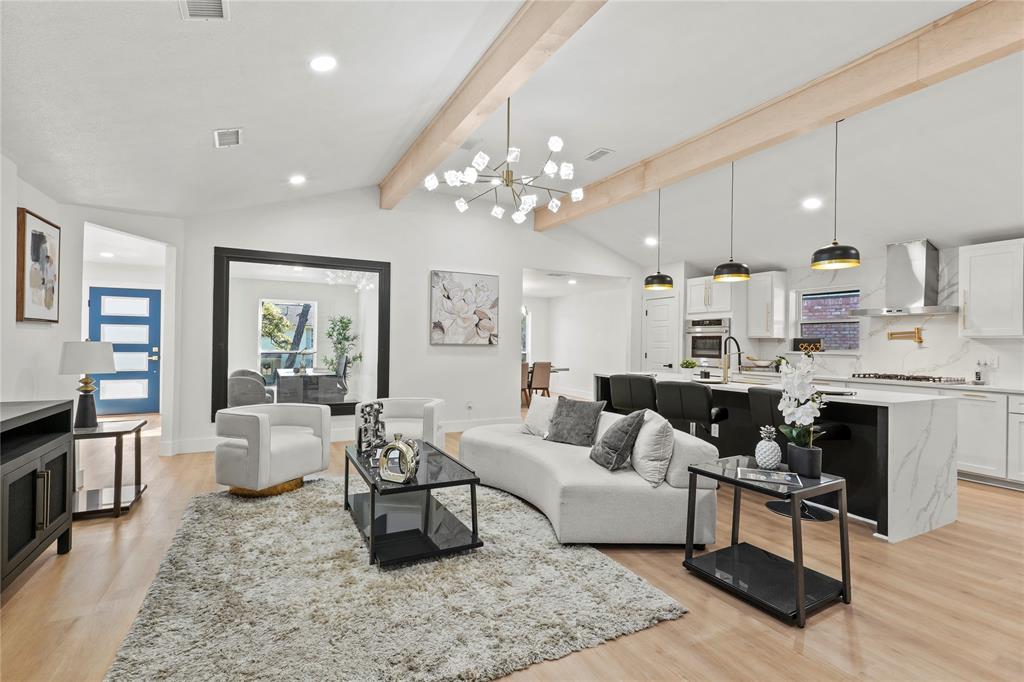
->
[[465, 400, 473, 412]]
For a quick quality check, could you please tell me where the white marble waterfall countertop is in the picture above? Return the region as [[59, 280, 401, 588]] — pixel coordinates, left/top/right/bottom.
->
[[594, 372, 955, 407]]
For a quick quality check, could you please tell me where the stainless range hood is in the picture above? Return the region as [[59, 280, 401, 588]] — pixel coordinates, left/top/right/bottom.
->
[[850, 240, 959, 317]]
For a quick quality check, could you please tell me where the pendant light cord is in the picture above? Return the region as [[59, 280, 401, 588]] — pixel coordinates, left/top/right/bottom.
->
[[657, 189, 662, 272], [729, 162, 735, 260], [833, 119, 840, 243]]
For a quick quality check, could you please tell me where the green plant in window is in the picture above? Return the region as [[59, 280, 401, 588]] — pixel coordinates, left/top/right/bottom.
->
[[260, 301, 293, 350], [322, 315, 363, 374]]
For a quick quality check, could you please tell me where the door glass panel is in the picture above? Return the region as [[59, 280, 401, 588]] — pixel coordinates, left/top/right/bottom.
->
[[113, 352, 150, 372], [101, 324, 149, 344], [101, 296, 149, 317], [99, 379, 149, 400]]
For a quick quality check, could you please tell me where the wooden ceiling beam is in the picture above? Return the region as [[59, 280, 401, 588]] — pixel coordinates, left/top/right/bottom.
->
[[378, 0, 606, 210], [534, 0, 1024, 231]]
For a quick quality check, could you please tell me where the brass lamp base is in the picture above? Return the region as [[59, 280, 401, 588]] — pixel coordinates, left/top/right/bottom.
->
[[229, 478, 303, 497]]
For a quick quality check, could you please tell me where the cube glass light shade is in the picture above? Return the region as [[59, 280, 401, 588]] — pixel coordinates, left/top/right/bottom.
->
[[424, 173, 439, 191], [571, 188, 584, 202], [471, 151, 490, 171], [559, 162, 574, 180], [462, 167, 478, 184], [520, 194, 538, 211], [548, 197, 561, 213], [443, 170, 461, 187], [455, 198, 469, 213], [491, 205, 505, 219], [547, 136, 564, 152], [544, 160, 558, 177], [511, 212, 526, 224], [506, 147, 521, 163]]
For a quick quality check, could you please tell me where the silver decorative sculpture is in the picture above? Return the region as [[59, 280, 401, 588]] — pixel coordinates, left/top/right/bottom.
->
[[357, 401, 387, 454], [378, 433, 420, 483]]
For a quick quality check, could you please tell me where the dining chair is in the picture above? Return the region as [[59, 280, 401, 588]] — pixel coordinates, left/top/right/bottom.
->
[[521, 362, 531, 407], [530, 362, 551, 399]]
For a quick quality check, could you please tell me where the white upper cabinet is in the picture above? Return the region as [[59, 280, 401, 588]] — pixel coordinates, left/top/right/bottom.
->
[[746, 271, 786, 338], [686, 276, 733, 316], [959, 238, 1024, 338]]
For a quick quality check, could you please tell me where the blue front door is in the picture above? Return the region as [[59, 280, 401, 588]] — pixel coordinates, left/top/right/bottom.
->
[[89, 287, 161, 415]]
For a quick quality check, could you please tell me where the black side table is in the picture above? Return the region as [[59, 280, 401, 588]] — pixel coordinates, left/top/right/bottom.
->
[[73, 419, 147, 519], [683, 455, 851, 627]]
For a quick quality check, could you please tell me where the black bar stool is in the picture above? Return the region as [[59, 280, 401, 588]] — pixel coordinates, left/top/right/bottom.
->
[[608, 374, 658, 414], [748, 387, 850, 522], [655, 381, 728, 438]]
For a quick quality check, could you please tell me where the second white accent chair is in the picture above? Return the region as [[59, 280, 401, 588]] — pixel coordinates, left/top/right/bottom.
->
[[215, 403, 331, 495], [355, 398, 444, 446]]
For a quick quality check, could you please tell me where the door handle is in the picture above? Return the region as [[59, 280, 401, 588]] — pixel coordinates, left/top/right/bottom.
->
[[662, 363, 673, 368], [35, 470, 50, 530], [148, 355, 160, 361], [961, 290, 967, 330]]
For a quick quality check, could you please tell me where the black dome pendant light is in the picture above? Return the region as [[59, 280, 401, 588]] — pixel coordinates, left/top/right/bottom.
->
[[644, 189, 674, 290], [713, 162, 750, 282], [811, 119, 861, 270]]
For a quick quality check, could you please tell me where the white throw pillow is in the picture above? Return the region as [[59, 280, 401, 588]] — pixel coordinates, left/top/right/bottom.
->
[[522, 396, 558, 437], [631, 410, 675, 487]]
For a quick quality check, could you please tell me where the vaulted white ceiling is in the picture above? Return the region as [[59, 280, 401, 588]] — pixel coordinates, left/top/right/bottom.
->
[[1, 0, 519, 215]]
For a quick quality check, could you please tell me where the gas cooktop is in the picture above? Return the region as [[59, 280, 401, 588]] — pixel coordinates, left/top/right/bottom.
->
[[851, 372, 967, 384]]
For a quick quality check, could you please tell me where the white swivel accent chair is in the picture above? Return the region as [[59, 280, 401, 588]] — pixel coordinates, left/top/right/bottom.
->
[[355, 398, 444, 446], [215, 403, 331, 496]]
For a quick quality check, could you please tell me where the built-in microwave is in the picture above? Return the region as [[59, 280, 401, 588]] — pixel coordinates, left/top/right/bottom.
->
[[684, 318, 730, 367]]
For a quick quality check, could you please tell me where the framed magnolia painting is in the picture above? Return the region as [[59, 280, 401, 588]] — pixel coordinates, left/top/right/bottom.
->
[[430, 270, 498, 345], [16, 208, 61, 322]]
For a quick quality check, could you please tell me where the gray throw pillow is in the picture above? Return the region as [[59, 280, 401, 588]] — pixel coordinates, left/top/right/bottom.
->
[[589, 409, 645, 470], [545, 396, 607, 447]]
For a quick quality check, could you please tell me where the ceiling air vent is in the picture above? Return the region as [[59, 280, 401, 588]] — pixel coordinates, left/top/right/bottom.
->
[[180, 0, 229, 21], [585, 147, 614, 162], [213, 128, 242, 148], [545, 273, 569, 278]]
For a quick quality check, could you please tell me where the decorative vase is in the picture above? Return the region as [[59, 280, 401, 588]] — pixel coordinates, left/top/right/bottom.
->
[[787, 442, 822, 478], [678, 368, 694, 381], [754, 425, 782, 470]]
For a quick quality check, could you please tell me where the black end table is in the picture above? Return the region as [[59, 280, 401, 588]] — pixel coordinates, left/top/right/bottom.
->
[[683, 455, 851, 627], [73, 419, 147, 519], [344, 441, 482, 566]]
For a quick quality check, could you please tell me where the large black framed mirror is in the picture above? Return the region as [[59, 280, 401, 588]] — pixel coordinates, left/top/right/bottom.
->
[[211, 247, 390, 421]]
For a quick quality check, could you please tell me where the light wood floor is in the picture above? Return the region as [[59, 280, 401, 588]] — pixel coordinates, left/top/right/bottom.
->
[[2, 417, 1022, 681]]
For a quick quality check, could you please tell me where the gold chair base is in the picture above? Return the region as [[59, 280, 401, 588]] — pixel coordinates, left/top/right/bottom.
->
[[229, 478, 303, 497]]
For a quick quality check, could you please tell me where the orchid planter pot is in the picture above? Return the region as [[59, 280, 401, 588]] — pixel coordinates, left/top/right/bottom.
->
[[787, 443, 822, 479]]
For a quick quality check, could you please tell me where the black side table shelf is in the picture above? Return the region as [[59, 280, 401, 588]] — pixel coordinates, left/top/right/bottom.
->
[[73, 419, 148, 519], [683, 455, 851, 627]]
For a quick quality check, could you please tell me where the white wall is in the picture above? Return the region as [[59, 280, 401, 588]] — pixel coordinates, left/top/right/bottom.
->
[[174, 187, 641, 452], [545, 287, 631, 399], [1, 154, 186, 454], [522, 296, 550, 363], [226, 277, 358, 374], [752, 246, 1024, 387]]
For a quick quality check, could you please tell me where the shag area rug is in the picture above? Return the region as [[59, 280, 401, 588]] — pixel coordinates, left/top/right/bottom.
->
[[107, 479, 684, 681]]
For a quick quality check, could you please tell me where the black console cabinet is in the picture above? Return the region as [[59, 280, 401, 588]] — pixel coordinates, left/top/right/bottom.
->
[[1, 400, 74, 591]]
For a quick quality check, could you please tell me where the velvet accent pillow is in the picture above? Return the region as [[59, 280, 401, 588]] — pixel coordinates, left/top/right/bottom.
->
[[631, 410, 675, 487], [589, 409, 646, 470], [544, 396, 607, 447], [521, 396, 558, 437]]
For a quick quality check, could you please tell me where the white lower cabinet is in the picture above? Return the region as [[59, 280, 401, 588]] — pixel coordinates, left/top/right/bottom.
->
[[1009, 413, 1024, 483], [945, 391, 1008, 478]]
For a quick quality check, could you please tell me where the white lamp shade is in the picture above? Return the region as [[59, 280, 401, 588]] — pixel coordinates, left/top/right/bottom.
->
[[59, 341, 116, 375]]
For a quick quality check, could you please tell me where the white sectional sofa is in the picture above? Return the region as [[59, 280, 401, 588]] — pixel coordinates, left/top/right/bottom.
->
[[460, 410, 719, 545]]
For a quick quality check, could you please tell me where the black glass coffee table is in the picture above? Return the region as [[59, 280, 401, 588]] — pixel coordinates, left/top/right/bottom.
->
[[683, 455, 851, 627], [344, 441, 482, 566]]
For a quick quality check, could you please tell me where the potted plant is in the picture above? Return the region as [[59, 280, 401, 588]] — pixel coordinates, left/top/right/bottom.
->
[[322, 315, 363, 393], [776, 353, 825, 478], [679, 358, 698, 381]]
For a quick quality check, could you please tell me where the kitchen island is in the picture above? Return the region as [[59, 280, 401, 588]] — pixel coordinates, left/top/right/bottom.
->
[[594, 372, 958, 543]]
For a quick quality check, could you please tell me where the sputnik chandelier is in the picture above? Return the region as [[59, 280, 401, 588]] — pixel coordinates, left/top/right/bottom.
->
[[423, 98, 584, 223]]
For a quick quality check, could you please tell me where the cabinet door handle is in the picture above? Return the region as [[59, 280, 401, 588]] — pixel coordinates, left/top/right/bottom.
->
[[35, 470, 50, 531], [961, 290, 967, 330], [960, 393, 994, 401], [765, 304, 771, 333]]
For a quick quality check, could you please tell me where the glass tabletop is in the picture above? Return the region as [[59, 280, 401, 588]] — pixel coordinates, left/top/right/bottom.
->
[[73, 419, 148, 438], [345, 441, 478, 494], [689, 455, 842, 498]]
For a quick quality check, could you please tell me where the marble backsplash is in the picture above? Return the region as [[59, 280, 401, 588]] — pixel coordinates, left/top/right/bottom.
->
[[752, 246, 1024, 387]]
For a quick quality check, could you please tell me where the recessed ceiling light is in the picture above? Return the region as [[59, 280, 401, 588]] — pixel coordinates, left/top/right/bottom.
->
[[644, 236, 658, 247], [567, 279, 577, 285], [309, 55, 337, 73], [99, 251, 114, 258], [801, 196, 823, 211], [289, 174, 307, 186]]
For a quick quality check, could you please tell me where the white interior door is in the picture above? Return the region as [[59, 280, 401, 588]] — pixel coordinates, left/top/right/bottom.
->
[[643, 294, 679, 371]]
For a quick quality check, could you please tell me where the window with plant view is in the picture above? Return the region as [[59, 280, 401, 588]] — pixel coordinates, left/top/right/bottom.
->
[[259, 299, 317, 382], [799, 289, 860, 351]]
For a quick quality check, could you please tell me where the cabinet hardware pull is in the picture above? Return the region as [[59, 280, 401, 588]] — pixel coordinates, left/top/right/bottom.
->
[[961, 290, 967, 330], [766, 304, 770, 333], [35, 470, 50, 530], [960, 393, 992, 400]]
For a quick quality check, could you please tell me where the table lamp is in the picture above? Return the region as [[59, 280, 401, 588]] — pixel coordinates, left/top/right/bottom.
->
[[59, 341, 115, 428]]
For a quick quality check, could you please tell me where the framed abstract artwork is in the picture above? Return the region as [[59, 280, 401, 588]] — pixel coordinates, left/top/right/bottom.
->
[[16, 208, 61, 322], [430, 270, 498, 345]]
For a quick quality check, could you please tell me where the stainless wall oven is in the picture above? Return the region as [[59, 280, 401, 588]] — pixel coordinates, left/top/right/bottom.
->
[[684, 318, 730, 367]]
